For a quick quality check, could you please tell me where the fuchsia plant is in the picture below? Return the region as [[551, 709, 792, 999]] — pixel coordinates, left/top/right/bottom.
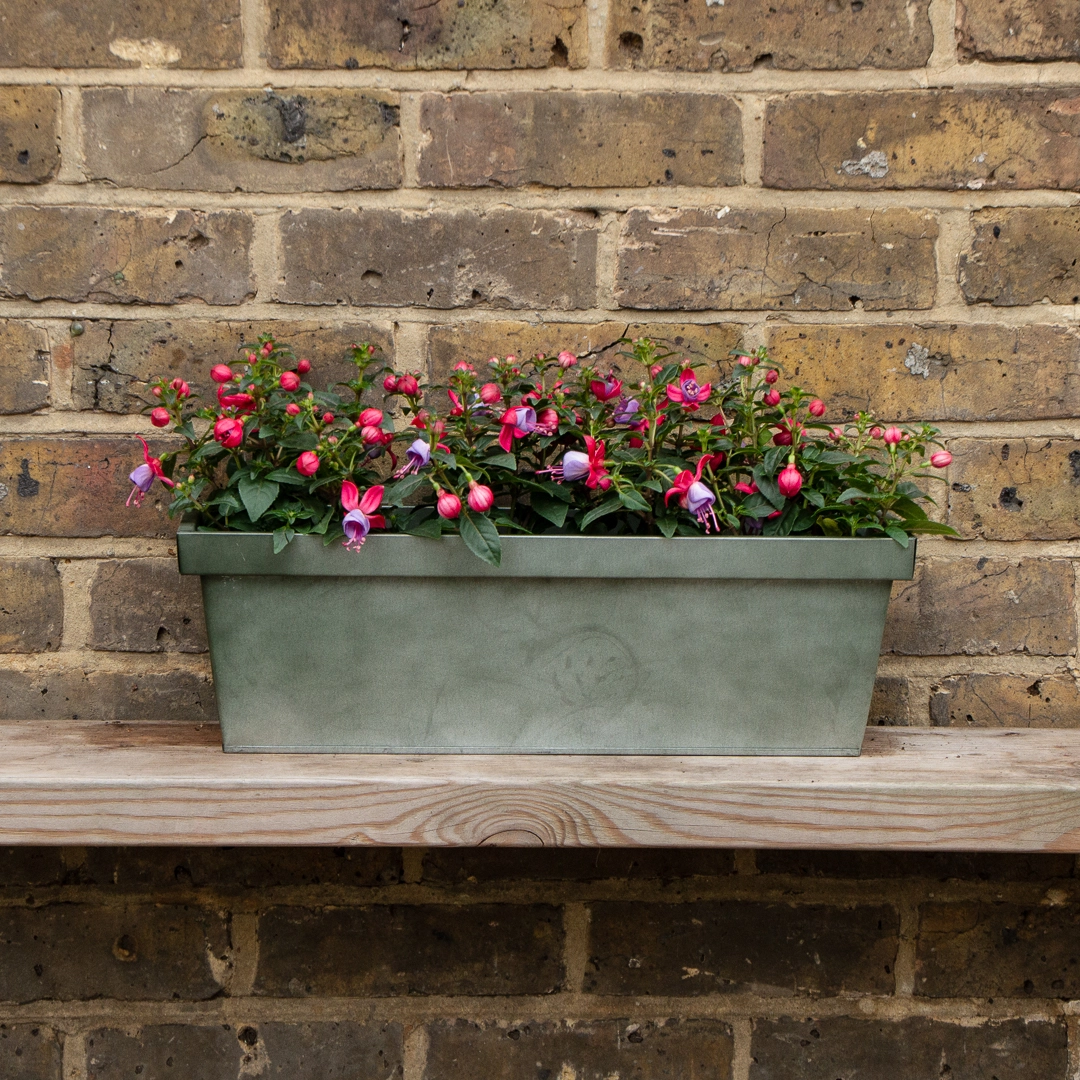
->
[[128, 335, 954, 565]]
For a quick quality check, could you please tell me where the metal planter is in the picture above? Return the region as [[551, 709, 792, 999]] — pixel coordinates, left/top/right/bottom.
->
[[178, 526, 915, 756]]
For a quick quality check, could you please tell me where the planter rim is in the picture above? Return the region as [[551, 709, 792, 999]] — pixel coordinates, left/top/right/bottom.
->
[[177, 525, 916, 580]]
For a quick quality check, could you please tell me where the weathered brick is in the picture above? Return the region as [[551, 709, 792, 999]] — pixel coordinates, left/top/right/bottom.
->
[[0, 439, 172, 538], [882, 558, 1075, 656], [89, 559, 206, 653], [766, 323, 1080, 422], [931, 674, 1080, 728], [607, 0, 932, 71], [0, 208, 254, 306], [868, 675, 912, 726], [947, 438, 1080, 540], [425, 1020, 732, 1080], [256, 904, 563, 996], [0, 904, 229, 1002], [82, 88, 401, 192], [422, 849, 735, 886], [0, 320, 50, 413], [418, 92, 742, 188], [86, 1026, 239, 1080], [616, 208, 937, 311], [0, 87, 59, 183], [757, 850, 1076, 880], [917, 902, 1080, 997], [279, 209, 597, 309], [764, 89, 1080, 191], [0, 0, 242, 68], [0, 848, 66, 887], [957, 0, 1080, 61], [0, 667, 217, 722], [586, 902, 897, 995], [86, 1023, 403, 1080], [960, 208, 1080, 306], [267, 0, 587, 69], [0, 558, 62, 652], [427, 321, 744, 387], [750, 1017, 1066, 1080], [0, 1025, 62, 1080], [71, 319, 393, 414]]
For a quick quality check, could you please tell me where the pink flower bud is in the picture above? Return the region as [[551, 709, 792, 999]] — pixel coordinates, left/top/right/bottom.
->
[[479, 382, 502, 405], [152, 386, 162, 397], [453, 360, 475, 372], [930, 450, 952, 468], [777, 464, 803, 498], [358, 407, 383, 427], [170, 378, 190, 397], [870, 426, 884, 440], [829, 426, 843, 441], [247, 353, 258, 365], [383, 375, 398, 393], [296, 358, 311, 374], [396, 374, 420, 397], [360, 424, 382, 443], [467, 481, 495, 513], [763, 388, 781, 407], [261, 342, 273, 357], [650, 363, 664, 378], [150, 407, 171, 427], [557, 351, 577, 369], [809, 399, 826, 417], [321, 413, 334, 424], [764, 369, 779, 385], [437, 491, 462, 519], [737, 354, 756, 367], [285, 402, 301, 416], [210, 364, 234, 384], [296, 451, 320, 477], [279, 370, 301, 392], [213, 416, 244, 449], [883, 426, 903, 445]]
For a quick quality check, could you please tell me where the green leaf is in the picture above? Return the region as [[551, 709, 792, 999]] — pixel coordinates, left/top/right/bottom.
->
[[580, 496, 622, 530], [404, 515, 443, 538], [484, 452, 517, 469], [818, 516, 842, 537], [885, 526, 910, 548], [753, 465, 786, 511], [263, 468, 308, 486], [279, 432, 319, 451], [801, 488, 825, 508], [538, 480, 574, 503], [901, 519, 958, 536], [272, 526, 295, 554], [739, 494, 775, 518], [384, 473, 427, 505], [818, 451, 856, 465], [459, 511, 502, 566], [618, 489, 651, 513], [532, 491, 569, 528], [656, 515, 678, 538], [837, 487, 870, 504]]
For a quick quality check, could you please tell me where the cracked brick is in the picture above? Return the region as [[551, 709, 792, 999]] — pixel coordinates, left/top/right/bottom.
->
[[957, 0, 1080, 61], [931, 674, 1080, 728]]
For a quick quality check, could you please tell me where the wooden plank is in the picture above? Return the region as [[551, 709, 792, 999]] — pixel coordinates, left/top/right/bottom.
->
[[1, 721, 1080, 849]]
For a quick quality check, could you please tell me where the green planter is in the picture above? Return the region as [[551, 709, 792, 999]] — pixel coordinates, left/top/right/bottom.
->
[[178, 526, 915, 756]]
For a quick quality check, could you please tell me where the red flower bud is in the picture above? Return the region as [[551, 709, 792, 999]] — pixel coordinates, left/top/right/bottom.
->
[[246, 353, 258, 365], [396, 374, 420, 397], [777, 464, 803, 498], [467, 481, 495, 513], [764, 369, 779, 385], [170, 378, 190, 397], [883, 426, 903, 445], [261, 342, 273, 357], [437, 491, 462, 519], [296, 358, 311, 374], [479, 382, 502, 404], [710, 412, 727, 429], [737, 354, 756, 367], [358, 407, 383, 427], [279, 370, 301, 392], [152, 386, 162, 397], [930, 450, 952, 468], [322, 412, 335, 424], [213, 416, 244, 449], [383, 375, 398, 393], [650, 363, 664, 378], [809, 399, 826, 417], [150, 407, 171, 427], [296, 451, 320, 477], [870, 426, 884, 440], [285, 403, 301, 416], [210, 364, 234, 384], [773, 428, 793, 447], [829, 426, 843, 442], [557, 351, 577, 369], [453, 360, 475, 372], [763, 388, 781, 407], [361, 424, 382, 443]]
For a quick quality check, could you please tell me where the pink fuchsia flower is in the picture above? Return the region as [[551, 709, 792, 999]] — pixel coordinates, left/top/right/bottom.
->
[[210, 364, 233, 383], [560, 450, 590, 481], [665, 457, 719, 532], [581, 436, 611, 490], [395, 437, 433, 477], [479, 382, 502, 405], [883, 426, 903, 445], [710, 410, 727, 430], [467, 481, 495, 512], [734, 481, 758, 496], [589, 375, 623, 402], [777, 463, 803, 498], [447, 388, 466, 416], [340, 481, 386, 551], [213, 416, 244, 449], [612, 398, 640, 424], [217, 384, 255, 412], [764, 369, 779, 385], [535, 408, 559, 435], [498, 405, 537, 453], [558, 351, 577, 368], [930, 450, 952, 468], [150, 407, 171, 428], [280, 371, 301, 391], [665, 369, 711, 411], [809, 399, 826, 417], [285, 402, 301, 417], [437, 490, 462, 519], [296, 451, 320, 477], [763, 389, 781, 407], [297, 358, 311, 374], [126, 437, 175, 508]]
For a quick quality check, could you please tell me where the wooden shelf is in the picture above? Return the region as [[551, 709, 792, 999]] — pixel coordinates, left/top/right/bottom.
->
[[1, 722, 1079, 849]]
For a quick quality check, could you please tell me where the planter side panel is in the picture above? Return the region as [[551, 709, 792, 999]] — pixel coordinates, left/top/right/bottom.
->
[[200, 573, 892, 755]]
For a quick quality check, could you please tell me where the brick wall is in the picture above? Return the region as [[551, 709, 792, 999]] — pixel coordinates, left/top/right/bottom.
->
[[1, 0, 1079, 1075]]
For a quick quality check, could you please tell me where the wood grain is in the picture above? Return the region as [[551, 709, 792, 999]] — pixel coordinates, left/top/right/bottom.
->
[[2, 722, 1080, 849]]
